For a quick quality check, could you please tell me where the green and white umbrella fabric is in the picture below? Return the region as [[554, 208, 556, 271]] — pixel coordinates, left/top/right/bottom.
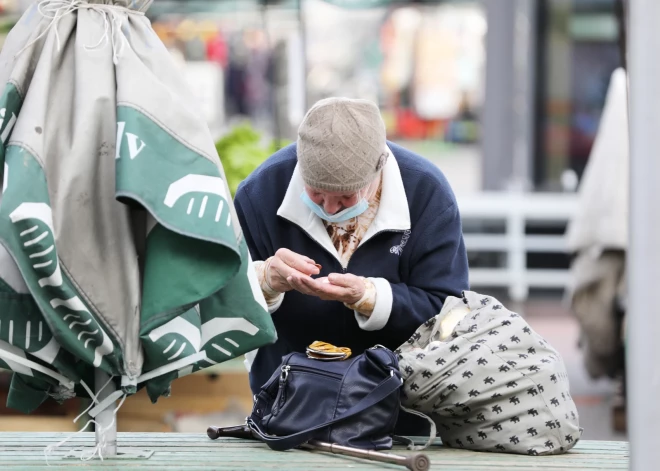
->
[[0, 0, 276, 414]]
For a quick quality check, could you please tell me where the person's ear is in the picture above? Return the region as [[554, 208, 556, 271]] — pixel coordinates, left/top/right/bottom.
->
[[375, 152, 388, 171]]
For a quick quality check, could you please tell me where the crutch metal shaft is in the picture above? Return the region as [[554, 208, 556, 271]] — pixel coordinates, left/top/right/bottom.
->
[[304, 440, 430, 471], [207, 425, 430, 471]]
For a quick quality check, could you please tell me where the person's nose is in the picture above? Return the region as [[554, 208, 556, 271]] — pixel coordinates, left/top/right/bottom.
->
[[323, 199, 343, 215]]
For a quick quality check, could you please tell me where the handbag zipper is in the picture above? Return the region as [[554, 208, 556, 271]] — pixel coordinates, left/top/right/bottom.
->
[[280, 364, 343, 383], [273, 364, 343, 415]]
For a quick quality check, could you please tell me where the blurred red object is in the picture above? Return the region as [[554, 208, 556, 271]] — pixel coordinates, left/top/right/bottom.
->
[[396, 108, 426, 139], [425, 119, 445, 139], [206, 33, 228, 68], [395, 109, 448, 139]]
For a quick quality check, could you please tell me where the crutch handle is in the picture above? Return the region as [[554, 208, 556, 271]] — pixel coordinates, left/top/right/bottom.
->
[[207, 424, 254, 440]]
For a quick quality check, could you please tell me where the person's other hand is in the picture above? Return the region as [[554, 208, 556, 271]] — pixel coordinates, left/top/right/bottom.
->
[[287, 272, 365, 305], [265, 248, 321, 293]]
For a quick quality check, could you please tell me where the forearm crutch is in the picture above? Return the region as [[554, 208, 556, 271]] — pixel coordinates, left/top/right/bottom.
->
[[207, 425, 430, 471]]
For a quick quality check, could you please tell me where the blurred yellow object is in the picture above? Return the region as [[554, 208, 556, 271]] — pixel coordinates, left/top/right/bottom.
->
[[197, 20, 219, 42], [380, 110, 397, 134], [152, 23, 175, 45], [175, 19, 198, 42], [307, 341, 352, 360]]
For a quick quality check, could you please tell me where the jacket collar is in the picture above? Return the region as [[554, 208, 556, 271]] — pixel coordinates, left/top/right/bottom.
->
[[277, 146, 411, 265]]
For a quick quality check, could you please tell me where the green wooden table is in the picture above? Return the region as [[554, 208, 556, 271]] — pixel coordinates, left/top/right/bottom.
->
[[0, 433, 629, 470]]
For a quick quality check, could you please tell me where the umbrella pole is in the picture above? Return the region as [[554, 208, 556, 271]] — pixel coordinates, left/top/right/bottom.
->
[[94, 369, 117, 456], [90, 208, 146, 457]]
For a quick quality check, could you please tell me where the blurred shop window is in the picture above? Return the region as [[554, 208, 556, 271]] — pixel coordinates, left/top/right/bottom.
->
[[304, 0, 485, 147], [148, 2, 299, 141], [147, 0, 486, 151], [380, 3, 485, 144], [535, 0, 623, 192]]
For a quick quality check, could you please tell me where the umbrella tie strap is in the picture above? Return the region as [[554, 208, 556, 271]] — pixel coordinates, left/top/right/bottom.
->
[[0, 345, 75, 389], [76, 374, 114, 422], [80, 374, 125, 419], [15, 0, 145, 65], [84, 392, 127, 461], [135, 350, 208, 384], [43, 392, 127, 464], [44, 417, 96, 465], [88, 389, 124, 418]]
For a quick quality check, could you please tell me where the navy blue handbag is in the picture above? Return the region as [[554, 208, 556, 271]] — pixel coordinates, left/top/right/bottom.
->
[[247, 345, 403, 451]]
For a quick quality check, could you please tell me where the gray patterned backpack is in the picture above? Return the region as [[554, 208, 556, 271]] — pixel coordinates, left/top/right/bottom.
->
[[395, 291, 582, 455]]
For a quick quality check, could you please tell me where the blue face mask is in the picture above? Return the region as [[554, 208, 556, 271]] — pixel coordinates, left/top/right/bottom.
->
[[300, 191, 369, 223]]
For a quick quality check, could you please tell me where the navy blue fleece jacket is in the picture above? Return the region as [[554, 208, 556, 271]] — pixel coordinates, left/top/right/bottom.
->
[[235, 142, 469, 393]]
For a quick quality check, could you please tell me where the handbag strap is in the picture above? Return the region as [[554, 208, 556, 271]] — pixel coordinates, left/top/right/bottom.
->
[[248, 373, 402, 451], [394, 405, 437, 451]]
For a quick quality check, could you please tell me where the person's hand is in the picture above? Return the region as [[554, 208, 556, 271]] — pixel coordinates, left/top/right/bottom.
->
[[264, 248, 321, 293], [286, 272, 366, 305]]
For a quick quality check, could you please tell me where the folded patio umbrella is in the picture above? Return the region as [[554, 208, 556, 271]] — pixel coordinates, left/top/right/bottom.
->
[[0, 0, 276, 414]]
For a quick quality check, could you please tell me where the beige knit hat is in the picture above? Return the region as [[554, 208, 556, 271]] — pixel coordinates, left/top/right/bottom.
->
[[297, 97, 388, 192]]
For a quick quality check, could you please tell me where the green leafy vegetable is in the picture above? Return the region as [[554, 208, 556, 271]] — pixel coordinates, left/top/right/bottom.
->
[[215, 123, 289, 196]]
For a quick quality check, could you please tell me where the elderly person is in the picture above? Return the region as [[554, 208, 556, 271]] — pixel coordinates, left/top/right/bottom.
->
[[235, 97, 469, 396]]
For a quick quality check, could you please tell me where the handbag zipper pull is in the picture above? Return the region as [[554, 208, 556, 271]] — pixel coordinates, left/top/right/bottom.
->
[[271, 365, 290, 415], [280, 365, 290, 383]]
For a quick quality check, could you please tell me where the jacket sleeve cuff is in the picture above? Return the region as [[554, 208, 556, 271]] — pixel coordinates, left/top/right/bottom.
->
[[266, 292, 285, 314], [354, 277, 393, 331], [243, 349, 258, 372], [252, 259, 285, 314]]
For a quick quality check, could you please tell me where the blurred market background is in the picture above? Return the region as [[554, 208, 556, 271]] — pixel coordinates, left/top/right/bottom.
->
[[0, 0, 628, 441]]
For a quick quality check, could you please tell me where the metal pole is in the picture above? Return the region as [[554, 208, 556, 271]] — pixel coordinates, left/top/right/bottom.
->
[[510, 0, 536, 192], [481, 0, 515, 191], [298, 0, 308, 112], [94, 369, 117, 456], [259, 0, 283, 149], [626, 0, 660, 469]]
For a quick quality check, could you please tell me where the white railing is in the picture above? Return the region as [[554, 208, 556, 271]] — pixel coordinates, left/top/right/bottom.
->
[[457, 191, 578, 301]]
